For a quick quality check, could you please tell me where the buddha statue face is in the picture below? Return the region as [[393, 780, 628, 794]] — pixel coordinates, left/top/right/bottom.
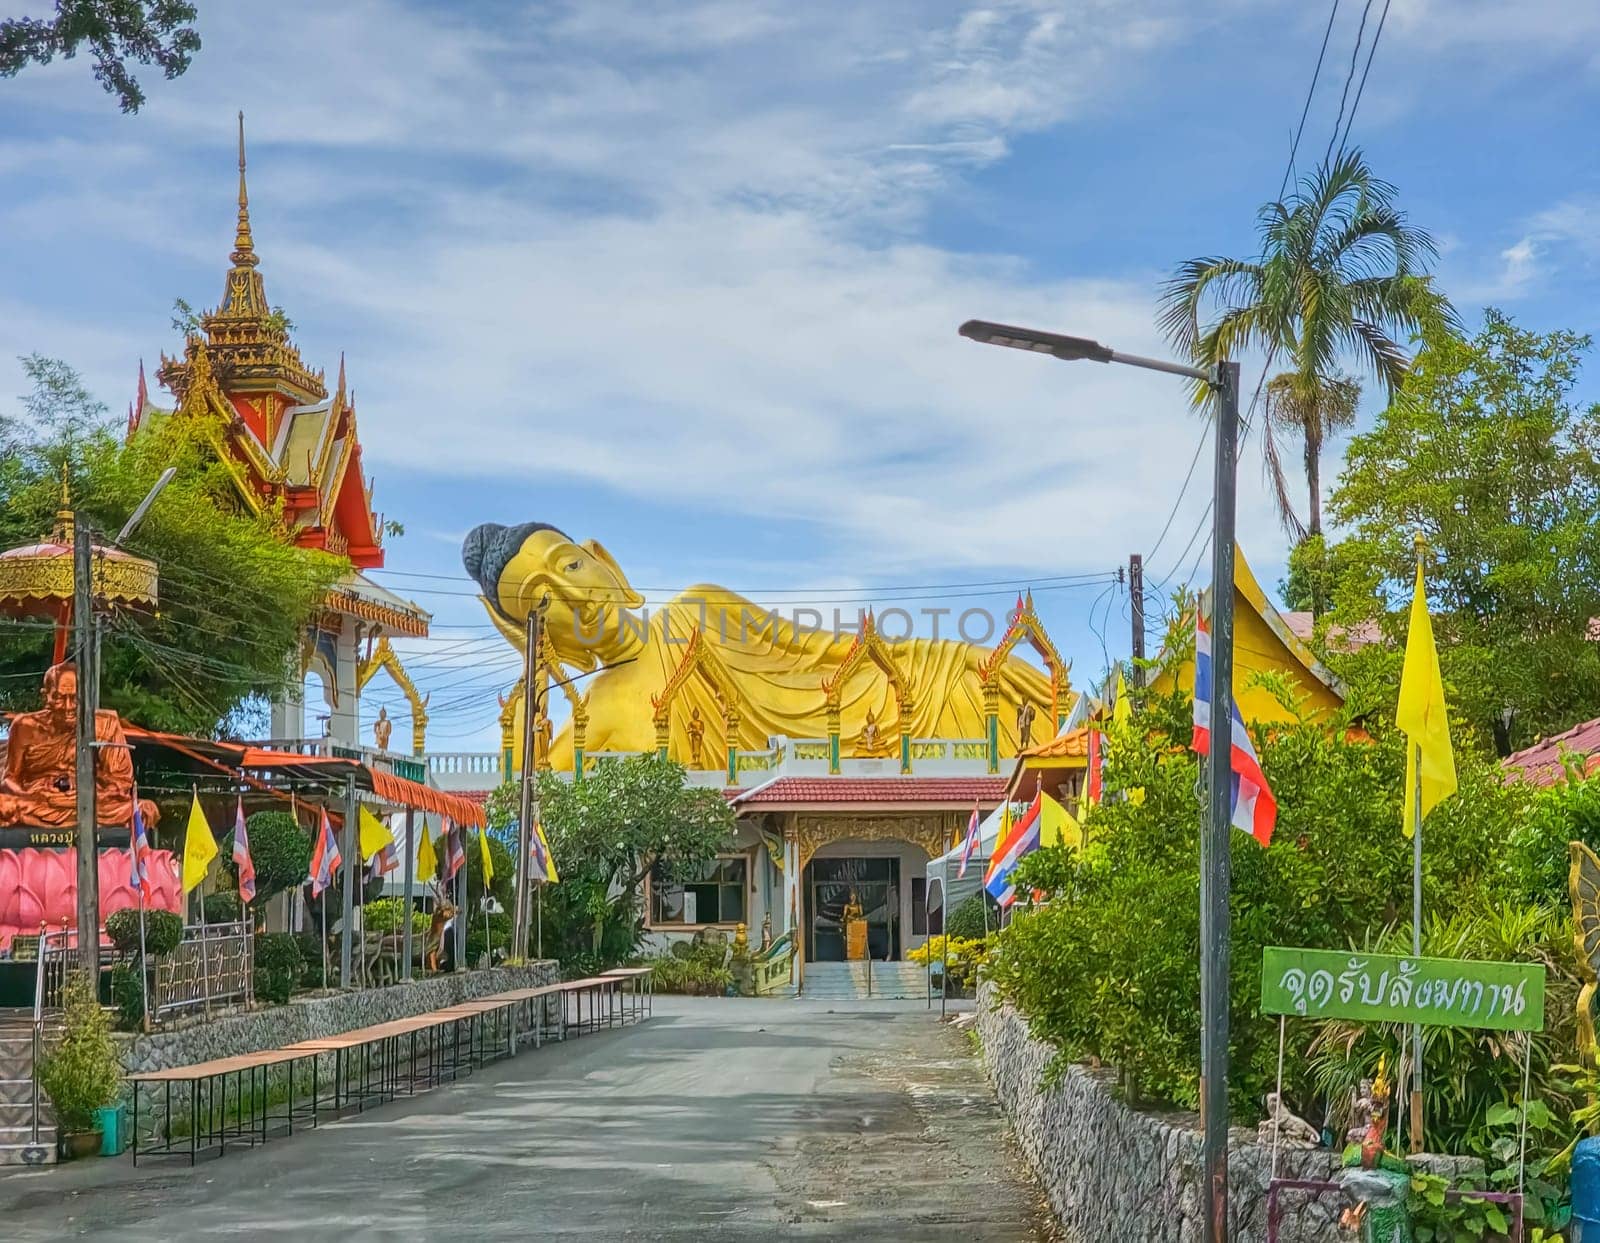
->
[[462, 522, 645, 668], [42, 664, 77, 733]]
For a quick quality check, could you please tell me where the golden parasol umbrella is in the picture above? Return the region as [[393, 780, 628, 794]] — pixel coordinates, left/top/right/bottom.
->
[[0, 480, 159, 664]]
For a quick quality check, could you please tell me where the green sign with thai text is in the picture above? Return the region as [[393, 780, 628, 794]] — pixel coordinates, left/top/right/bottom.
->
[[1260, 946, 1545, 1032]]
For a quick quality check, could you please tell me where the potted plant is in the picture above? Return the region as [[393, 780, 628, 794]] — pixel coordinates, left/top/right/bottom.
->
[[38, 970, 121, 1159]]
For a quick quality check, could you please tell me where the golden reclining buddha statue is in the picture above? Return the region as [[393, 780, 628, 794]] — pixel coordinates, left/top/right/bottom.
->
[[462, 522, 1067, 770]]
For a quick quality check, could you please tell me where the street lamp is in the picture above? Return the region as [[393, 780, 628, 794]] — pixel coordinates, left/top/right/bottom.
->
[[959, 318, 1242, 1243]]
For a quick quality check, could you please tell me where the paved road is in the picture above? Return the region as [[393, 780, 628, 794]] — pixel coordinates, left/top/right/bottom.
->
[[1, 997, 1054, 1241]]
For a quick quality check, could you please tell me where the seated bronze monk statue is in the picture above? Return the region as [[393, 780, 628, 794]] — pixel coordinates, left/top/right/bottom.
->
[[0, 663, 159, 829]]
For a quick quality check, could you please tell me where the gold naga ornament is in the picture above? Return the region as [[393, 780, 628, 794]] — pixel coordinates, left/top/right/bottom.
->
[[462, 522, 1068, 773]]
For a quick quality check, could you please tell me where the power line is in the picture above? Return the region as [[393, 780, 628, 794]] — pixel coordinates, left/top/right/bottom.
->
[[1280, 0, 1344, 199], [1324, 0, 1376, 167], [1335, 0, 1394, 156]]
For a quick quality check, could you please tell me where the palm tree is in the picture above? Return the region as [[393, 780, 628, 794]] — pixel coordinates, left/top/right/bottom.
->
[[1158, 150, 1454, 540], [1264, 371, 1359, 538]]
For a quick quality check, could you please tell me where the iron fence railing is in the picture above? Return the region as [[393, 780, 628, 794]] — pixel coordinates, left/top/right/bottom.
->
[[154, 922, 254, 1018]]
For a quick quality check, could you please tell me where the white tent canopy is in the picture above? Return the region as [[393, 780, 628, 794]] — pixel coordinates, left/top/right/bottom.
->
[[926, 801, 1025, 922]]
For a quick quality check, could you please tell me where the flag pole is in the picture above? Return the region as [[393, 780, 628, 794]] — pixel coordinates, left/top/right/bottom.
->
[[1410, 743, 1424, 1153], [133, 787, 151, 1033], [194, 785, 213, 1017]]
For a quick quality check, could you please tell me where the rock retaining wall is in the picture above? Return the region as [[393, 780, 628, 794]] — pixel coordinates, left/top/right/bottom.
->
[[118, 962, 560, 1117], [978, 984, 1345, 1243]]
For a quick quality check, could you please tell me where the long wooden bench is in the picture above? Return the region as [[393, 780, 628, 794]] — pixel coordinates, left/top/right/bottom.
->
[[126, 975, 653, 1165]]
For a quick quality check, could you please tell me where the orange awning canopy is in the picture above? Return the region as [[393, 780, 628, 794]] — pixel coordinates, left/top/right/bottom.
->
[[124, 728, 483, 826]]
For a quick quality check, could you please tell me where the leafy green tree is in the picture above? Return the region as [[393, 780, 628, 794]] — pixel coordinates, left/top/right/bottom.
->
[[0, 357, 343, 734], [0, 1, 201, 113], [1327, 312, 1600, 753], [485, 754, 738, 966], [1160, 150, 1453, 539], [991, 686, 1531, 1127]]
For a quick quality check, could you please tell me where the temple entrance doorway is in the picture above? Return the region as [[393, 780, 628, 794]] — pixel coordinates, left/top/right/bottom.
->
[[804, 857, 900, 962]]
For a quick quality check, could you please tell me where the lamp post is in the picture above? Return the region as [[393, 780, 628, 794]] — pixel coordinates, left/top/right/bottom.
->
[[959, 319, 1241, 1243]]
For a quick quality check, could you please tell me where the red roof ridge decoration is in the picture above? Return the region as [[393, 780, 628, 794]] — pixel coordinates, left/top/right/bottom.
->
[[732, 776, 1009, 807]]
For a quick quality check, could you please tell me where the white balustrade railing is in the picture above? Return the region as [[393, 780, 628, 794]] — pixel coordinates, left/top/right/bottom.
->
[[426, 752, 501, 776]]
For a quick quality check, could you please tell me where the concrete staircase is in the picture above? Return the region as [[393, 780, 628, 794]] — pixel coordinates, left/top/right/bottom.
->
[[0, 1014, 56, 1167], [800, 960, 929, 1001]]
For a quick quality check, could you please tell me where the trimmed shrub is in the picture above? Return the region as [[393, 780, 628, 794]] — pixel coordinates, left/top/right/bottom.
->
[[235, 811, 311, 905], [295, 932, 329, 989], [105, 907, 182, 958], [110, 962, 150, 1031], [253, 932, 303, 1005], [466, 912, 513, 967], [363, 897, 431, 937], [944, 893, 995, 942], [202, 891, 241, 924]]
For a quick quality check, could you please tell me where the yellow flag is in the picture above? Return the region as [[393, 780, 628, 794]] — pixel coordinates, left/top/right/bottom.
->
[[1112, 669, 1132, 729], [1038, 792, 1083, 852], [417, 823, 438, 881], [478, 826, 494, 884], [181, 790, 218, 894], [358, 806, 394, 863], [1396, 557, 1457, 836]]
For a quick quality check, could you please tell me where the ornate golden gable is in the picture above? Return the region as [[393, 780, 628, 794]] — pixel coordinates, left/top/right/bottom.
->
[[357, 636, 429, 755], [979, 591, 1071, 726]]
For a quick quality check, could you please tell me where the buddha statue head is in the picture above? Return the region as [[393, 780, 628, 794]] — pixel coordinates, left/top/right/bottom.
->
[[462, 522, 645, 668], [42, 662, 78, 733]]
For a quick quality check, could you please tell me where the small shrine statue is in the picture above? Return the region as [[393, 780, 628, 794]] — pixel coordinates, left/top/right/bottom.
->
[[853, 710, 892, 758], [1336, 1057, 1413, 1242], [534, 712, 553, 769], [1017, 699, 1037, 750], [760, 911, 773, 953], [1256, 1091, 1320, 1149], [1346, 1077, 1378, 1146], [687, 706, 706, 768], [731, 922, 749, 957], [0, 663, 159, 829], [373, 705, 393, 751], [841, 889, 867, 960]]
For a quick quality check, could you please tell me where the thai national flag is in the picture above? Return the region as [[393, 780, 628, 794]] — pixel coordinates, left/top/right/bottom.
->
[[130, 796, 154, 902], [957, 802, 981, 879], [310, 808, 342, 897], [1192, 610, 1277, 847], [443, 817, 466, 881], [984, 793, 1043, 906], [233, 796, 257, 903]]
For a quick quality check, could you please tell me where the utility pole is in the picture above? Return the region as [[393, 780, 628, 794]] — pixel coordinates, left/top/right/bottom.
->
[[512, 602, 545, 960], [73, 518, 100, 976], [1200, 359, 1241, 1243], [1129, 553, 1145, 688]]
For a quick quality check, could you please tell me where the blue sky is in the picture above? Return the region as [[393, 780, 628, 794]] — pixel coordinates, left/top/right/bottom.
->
[[2, 0, 1597, 751]]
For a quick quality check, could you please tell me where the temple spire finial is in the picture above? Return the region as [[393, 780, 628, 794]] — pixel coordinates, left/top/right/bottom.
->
[[231, 110, 257, 269]]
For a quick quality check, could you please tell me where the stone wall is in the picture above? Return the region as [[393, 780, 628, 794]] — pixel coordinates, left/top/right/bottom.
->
[[118, 962, 560, 1117], [977, 984, 1345, 1243]]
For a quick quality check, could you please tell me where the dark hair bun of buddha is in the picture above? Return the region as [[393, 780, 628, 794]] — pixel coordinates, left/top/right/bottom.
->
[[461, 522, 569, 600]]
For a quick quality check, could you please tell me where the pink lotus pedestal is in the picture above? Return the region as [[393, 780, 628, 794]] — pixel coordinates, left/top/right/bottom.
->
[[0, 848, 182, 951]]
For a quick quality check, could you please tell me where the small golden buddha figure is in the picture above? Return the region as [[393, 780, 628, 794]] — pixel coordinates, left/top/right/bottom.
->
[[686, 706, 706, 768], [373, 705, 393, 751], [1016, 699, 1037, 750], [853, 709, 894, 758], [534, 711, 553, 769], [841, 889, 867, 961]]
